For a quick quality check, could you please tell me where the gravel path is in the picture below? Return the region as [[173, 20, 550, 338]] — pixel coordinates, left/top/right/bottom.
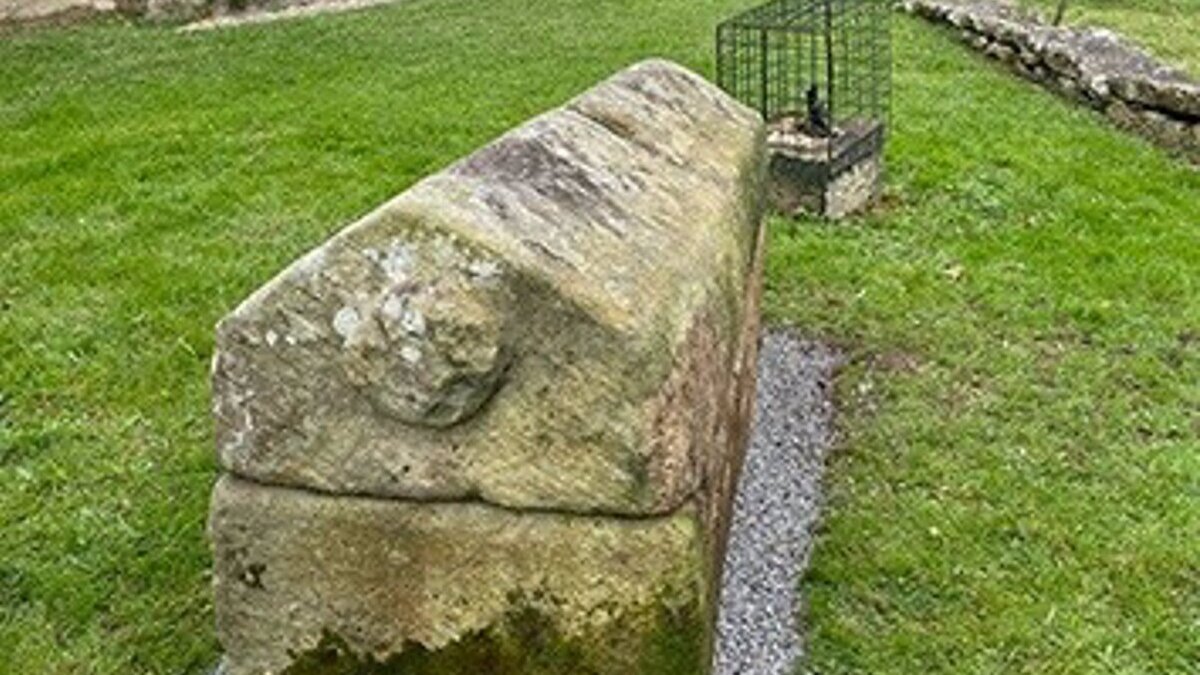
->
[[714, 331, 842, 675]]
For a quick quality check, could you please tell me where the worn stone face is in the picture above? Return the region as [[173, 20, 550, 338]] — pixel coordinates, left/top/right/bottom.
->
[[209, 59, 766, 675], [212, 59, 766, 516], [0, 0, 210, 25], [211, 476, 710, 675], [0, 0, 113, 23]]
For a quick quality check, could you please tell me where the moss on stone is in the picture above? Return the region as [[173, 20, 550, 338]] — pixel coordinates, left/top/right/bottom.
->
[[281, 594, 707, 675], [633, 597, 709, 675]]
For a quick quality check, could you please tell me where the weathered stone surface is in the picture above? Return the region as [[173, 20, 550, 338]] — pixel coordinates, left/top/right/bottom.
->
[[0, 0, 112, 24], [1105, 99, 1140, 130], [984, 40, 1017, 65], [209, 59, 766, 675], [211, 59, 765, 516], [211, 476, 710, 675], [825, 155, 881, 220], [142, 0, 208, 21], [0, 0, 341, 26], [0, 0, 210, 24], [1138, 108, 1193, 150], [1121, 78, 1200, 120]]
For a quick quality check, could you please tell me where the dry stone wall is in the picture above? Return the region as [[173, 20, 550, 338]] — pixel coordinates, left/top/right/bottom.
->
[[0, 0, 304, 26], [0, 0, 113, 25], [902, 0, 1200, 163], [208, 59, 768, 675], [1, 0, 210, 24]]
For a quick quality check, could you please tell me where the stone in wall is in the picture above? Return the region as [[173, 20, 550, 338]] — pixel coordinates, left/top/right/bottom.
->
[[0, 0, 113, 24], [209, 59, 767, 674], [141, 0, 209, 20], [0, 0, 211, 25], [0, 0, 311, 26]]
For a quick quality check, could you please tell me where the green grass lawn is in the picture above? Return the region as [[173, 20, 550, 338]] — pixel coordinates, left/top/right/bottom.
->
[[1, 1, 1197, 673], [1016, 0, 1200, 74], [780, 19, 1200, 674]]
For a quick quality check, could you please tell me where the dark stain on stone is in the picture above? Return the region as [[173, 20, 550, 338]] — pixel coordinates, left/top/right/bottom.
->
[[520, 238, 573, 269], [482, 192, 512, 221], [575, 108, 670, 171], [241, 562, 266, 590], [624, 76, 691, 117], [454, 131, 631, 238], [279, 595, 706, 675], [583, 110, 640, 143]]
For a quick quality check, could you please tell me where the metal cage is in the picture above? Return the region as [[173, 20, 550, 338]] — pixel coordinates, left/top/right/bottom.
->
[[716, 0, 892, 165]]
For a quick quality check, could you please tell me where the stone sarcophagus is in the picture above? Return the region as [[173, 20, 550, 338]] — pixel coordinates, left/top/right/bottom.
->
[[208, 59, 766, 674]]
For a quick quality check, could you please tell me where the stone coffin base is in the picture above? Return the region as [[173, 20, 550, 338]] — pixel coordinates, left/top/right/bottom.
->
[[210, 476, 711, 675], [766, 118, 883, 220]]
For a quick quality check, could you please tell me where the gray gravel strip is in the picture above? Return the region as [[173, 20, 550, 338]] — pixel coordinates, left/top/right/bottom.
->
[[714, 330, 842, 675]]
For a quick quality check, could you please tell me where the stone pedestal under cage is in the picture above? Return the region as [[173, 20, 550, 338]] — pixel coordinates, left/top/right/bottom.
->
[[718, 0, 892, 219], [767, 117, 883, 219]]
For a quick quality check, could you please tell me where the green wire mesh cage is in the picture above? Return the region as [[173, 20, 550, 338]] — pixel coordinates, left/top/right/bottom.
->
[[717, 0, 892, 216]]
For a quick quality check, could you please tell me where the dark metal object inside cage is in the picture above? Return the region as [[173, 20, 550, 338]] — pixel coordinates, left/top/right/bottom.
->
[[717, 0, 892, 217]]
